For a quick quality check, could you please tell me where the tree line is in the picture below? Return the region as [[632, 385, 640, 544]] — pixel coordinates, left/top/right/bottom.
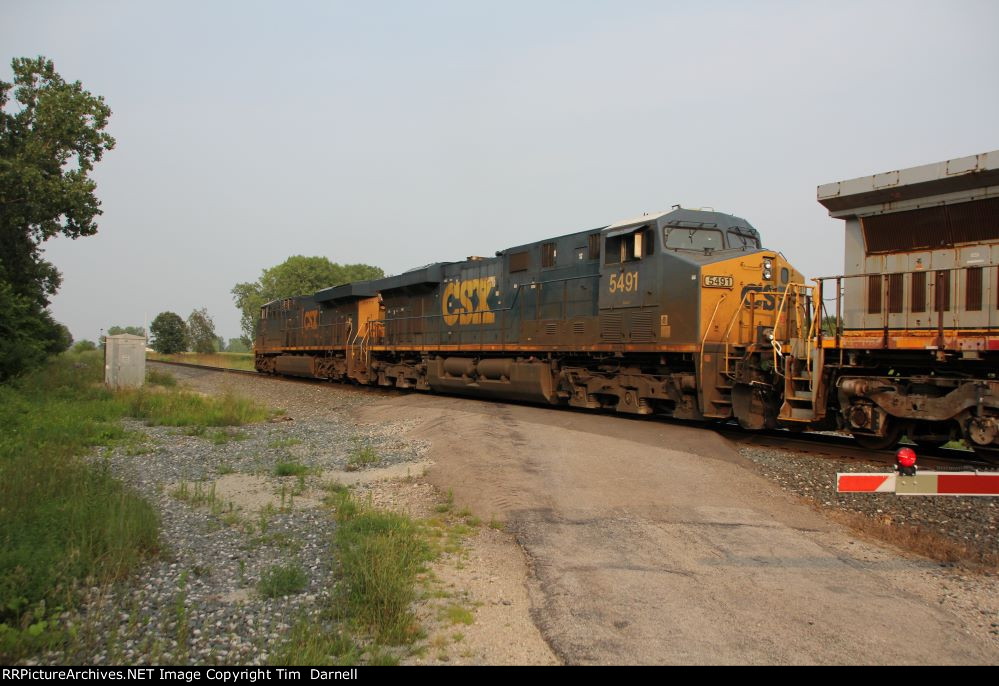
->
[[1, 56, 383, 380]]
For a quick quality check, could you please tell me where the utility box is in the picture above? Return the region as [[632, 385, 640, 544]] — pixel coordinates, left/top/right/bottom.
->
[[105, 334, 147, 389]]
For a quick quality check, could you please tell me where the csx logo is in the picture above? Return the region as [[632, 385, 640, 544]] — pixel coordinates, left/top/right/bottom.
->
[[740, 284, 777, 311], [442, 277, 497, 326], [304, 310, 318, 330]]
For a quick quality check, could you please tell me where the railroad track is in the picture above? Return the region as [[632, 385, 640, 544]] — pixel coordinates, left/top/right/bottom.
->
[[148, 359, 995, 470]]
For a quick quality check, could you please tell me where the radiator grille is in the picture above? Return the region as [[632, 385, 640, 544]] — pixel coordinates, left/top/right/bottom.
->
[[862, 197, 999, 254], [630, 311, 655, 342], [600, 313, 623, 341]]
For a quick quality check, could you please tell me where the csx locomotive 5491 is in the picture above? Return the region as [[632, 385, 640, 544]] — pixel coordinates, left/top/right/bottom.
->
[[256, 206, 806, 432], [255, 150, 999, 461]]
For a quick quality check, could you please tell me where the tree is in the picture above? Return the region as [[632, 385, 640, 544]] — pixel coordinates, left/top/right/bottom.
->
[[232, 256, 384, 342], [0, 56, 115, 378], [226, 338, 250, 353], [100, 325, 145, 348], [0, 280, 70, 380], [187, 307, 217, 354], [150, 312, 187, 354], [72, 339, 97, 353]]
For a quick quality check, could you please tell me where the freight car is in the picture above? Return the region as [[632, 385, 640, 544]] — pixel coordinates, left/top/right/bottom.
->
[[255, 207, 809, 432], [810, 150, 999, 460]]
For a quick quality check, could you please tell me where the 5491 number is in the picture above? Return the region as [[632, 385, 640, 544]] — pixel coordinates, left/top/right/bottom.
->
[[609, 271, 639, 293]]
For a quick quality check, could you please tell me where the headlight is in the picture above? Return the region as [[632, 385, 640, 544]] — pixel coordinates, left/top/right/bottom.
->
[[763, 269, 773, 280], [763, 259, 773, 270]]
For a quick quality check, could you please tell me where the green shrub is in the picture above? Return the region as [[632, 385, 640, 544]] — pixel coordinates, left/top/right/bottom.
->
[[334, 494, 434, 644], [257, 563, 308, 598]]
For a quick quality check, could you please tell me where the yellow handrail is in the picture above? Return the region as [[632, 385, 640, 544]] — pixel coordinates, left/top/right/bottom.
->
[[698, 294, 727, 393], [719, 290, 757, 378]]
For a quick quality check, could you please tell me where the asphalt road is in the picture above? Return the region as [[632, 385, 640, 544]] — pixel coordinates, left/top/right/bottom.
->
[[356, 393, 998, 665]]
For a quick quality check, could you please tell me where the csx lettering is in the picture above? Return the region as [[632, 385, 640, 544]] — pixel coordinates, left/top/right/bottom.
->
[[304, 310, 318, 330], [741, 284, 777, 311], [609, 271, 639, 294], [442, 277, 497, 326]]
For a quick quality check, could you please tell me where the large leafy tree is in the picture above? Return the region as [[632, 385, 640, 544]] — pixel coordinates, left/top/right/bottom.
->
[[232, 256, 383, 342], [187, 307, 217, 354], [149, 312, 187, 354], [0, 56, 115, 378]]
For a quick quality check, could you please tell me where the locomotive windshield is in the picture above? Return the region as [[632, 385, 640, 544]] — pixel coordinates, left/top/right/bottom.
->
[[663, 227, 724, 251], [663, 226, 760, 251]]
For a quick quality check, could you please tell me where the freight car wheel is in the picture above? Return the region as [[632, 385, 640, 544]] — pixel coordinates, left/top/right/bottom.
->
[[851, 421, 904, 451]]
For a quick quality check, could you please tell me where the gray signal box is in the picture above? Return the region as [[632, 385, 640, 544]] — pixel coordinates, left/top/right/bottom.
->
[[104, 333, 147, 389]]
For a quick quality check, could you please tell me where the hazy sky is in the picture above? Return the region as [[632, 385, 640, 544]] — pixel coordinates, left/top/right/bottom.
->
[[4, 0, 998, 342]]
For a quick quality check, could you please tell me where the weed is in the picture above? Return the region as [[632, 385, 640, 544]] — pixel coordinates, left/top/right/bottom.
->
[[345, 444, 379, 471], [434, 489, 455, 514], [268, 437, 302, 449], [0, 353, 159, 662], [121, 388, 269, 428], [274, 461, 309, 477], [218, 463, 235, 475], [333, 492, 435, 644], [145, 368, 177, 387], [269, 618, 359, 666], [257, 563, 308, 598], [366, 648, 400, 666], [488, 516, 505, 531], [441, 604, 474, 626], [209, 429, 248, 445]]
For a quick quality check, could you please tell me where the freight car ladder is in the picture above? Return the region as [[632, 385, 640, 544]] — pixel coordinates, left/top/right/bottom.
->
[[773, 283, 824, 423]]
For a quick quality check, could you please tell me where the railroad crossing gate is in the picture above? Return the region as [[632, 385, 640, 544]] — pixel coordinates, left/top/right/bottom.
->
[[837, 471, 999, 496]]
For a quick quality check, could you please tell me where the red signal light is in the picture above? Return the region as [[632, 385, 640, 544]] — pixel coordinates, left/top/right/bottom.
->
[[896, 447, 917, 469]]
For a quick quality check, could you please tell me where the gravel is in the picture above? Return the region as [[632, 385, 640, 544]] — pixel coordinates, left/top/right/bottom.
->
[[35, 364, 429, 665], [740, 445, 999, 564]]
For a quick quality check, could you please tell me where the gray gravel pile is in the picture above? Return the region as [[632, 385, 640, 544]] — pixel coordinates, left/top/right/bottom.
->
[[740, 446, 998, 564], [35, 365, 429, 665]]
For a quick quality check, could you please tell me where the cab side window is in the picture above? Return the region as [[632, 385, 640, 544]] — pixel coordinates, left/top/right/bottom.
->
[[605, 227, 654, 265]]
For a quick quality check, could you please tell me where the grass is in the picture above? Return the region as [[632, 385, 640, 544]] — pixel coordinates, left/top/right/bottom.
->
[[274, 461, 309, 477], [0, 350, 274, 662], [345, 444, 379, 471], [146, 351, 256, 371], [441, 604, 474, 626], [145, 368, 177, 387], [269, 619, 360, 666], [209, 429, 248, 445], [257, 562, 308, 598], [332, 492, 435, 644], [121, 388, 269, 427], [827, 509, 999, 568], [0, 352, 159, 661]]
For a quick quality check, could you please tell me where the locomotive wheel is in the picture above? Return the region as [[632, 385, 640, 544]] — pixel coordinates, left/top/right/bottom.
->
[[851, 419, 904, 450]]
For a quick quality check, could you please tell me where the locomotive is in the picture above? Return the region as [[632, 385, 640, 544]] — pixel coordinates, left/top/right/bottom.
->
[[254, 149, 999, 461], [813, 150, 999, 460], [256, 206, 806, 432]]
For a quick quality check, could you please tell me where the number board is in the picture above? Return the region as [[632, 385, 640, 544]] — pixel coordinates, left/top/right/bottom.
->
[[703, 275, 734, 289]]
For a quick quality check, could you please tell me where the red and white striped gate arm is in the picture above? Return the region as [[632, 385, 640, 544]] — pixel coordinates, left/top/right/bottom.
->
[[836, 471, 999, 496]]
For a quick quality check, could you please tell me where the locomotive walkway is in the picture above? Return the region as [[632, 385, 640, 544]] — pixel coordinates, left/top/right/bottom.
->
[[358, 393, 998, 665]]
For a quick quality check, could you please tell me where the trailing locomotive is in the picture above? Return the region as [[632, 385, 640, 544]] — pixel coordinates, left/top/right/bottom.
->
[[256, 206, 807, 431], [812, 150, 999, 460]]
